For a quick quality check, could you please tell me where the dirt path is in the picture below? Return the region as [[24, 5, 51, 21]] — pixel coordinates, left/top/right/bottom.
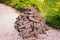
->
[[0, 3, 60, 40], [0, 3, 22, 40]]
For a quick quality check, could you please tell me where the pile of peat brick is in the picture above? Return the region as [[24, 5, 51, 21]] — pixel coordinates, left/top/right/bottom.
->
[[15, 6, 48, 39]]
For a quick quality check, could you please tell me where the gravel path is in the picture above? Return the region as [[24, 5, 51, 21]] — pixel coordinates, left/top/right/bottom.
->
[[0, 3, 60, 40]]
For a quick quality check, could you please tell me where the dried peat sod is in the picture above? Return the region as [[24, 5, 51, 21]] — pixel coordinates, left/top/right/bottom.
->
[[15, 6, 48, 39]]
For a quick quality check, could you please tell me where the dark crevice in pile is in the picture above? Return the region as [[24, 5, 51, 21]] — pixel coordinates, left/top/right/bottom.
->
[[15, 6, 48, 39]]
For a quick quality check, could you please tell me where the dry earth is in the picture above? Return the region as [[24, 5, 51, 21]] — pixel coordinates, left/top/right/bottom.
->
[[0, 3, 60, 40]]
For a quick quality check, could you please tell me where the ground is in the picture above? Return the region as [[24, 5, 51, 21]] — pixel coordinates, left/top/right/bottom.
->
[[0, 3, 60, 40]]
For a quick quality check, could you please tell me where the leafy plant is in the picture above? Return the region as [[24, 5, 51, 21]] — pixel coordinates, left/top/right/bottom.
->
[[10, 0, 43, 11], [0, 0, 9, 3], [41, 0, 60, 28]]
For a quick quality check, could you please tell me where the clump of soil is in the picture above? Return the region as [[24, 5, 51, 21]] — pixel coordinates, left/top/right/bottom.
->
[[15, 6, 48, 39]]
